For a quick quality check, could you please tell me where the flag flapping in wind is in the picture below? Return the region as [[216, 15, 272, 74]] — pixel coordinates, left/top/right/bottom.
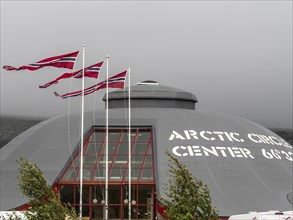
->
[[39, 61, 104, 88], [3, 51, 80, 71], [54, 70, 127, 99]]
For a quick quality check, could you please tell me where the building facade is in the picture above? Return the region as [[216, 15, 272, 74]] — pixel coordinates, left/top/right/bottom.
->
[[1, 81, 292, 219]]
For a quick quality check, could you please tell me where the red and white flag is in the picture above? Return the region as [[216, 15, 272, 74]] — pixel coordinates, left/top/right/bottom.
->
[[3, 51, 79, 71], [54, 70, 127, 99], [39, 61, 104, 88]]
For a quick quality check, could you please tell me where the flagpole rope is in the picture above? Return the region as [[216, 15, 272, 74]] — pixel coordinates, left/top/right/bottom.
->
[[91, 60, 105, 205], [128, 68, 131, 220], [79, 45, 86, 220], [66, 49, 82, 190], [105, 54, 109, 220]]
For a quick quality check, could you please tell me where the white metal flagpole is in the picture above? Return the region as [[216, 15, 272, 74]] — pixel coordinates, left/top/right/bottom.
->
[[128, 68, 131, 220], [79, 45, 85, 220], [105, 55, 109, 220]]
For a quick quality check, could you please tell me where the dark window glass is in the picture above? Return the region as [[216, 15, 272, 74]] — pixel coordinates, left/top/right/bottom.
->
[[74, 205, 89, 217], [137, 206, 152, 219], [108, 186, 121, 204], [60, 185, 74, 205], [92, 206, 104, 219], [147, 146, 152, 155], [76, 186, 90, 205], [138, 186, 152, 204], [123, 206, 136, 219], [109, 206, 120, 219], [91, 185, 104, 205]]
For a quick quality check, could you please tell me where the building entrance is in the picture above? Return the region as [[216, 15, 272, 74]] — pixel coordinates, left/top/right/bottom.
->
[[60, 184, 155, 220], [58, 127, 156, 219]]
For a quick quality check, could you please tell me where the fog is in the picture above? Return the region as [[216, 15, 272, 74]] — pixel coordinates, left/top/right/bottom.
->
[[1, 1, 292, 129]]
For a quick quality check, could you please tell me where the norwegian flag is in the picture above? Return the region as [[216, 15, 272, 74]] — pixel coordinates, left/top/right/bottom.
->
[[54, 70, 127, 99], [3, 51, 79, 71], [39, 61, 104, 88]]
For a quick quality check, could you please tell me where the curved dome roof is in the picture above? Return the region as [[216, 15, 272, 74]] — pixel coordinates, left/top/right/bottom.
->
[[1, 83, 292, 216], [103, 81, 198, 109]]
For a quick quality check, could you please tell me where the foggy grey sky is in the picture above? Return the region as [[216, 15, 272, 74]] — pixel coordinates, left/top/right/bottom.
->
[[0, 1, 292, 129]]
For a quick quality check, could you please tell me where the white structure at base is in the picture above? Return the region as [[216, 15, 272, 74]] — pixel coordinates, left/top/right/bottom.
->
[[229, 211, 293, 220], [0, 211, 28, 220]]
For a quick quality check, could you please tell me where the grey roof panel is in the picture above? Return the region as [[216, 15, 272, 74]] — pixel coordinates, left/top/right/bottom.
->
[[1, 108, 292, 216]]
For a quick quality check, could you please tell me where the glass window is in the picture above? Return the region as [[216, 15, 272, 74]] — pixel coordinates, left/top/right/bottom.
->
[[72, 157, 80, 167], [124, 169, 140, 180], [109, 168, 125, 180], [63, 167, 78, 180], [121, 131, 136, 142], [138, 186, 152, 204], [116, 143, 129, 155], [131, 156, 144, 168], [86, 143, 103, 154], [140, 169, 153, 180], [74, 205, 89, 217], [93, 168, 105, 180], [133, 143, 149, 155], [92, 206, 104, 219], [76, 186, 90, 205], [108, 131, 121, 142], [98, 156, 113, 166], [123, 206, 136, 219], [108, 186, 121, 204], [91, 185, 104, 205], [101, 142, 118, 155], [89, 131, 105, 143], [113, 156, 128, 168], [109, 206, 120, 219], [137, 206, 152, 219], [83, 156, 97, 166], [60, 185, 74, 205], [143, 156, 153, 168], [136, 131, 151, 142], [60, 127, 154, 183]]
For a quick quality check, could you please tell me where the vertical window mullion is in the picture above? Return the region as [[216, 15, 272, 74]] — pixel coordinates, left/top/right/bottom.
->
[[89, 186, 92, 219], [120, 185, 123, 220], [108, 129, 123, 180], [122, 129, 139, 181], [136, 185, 139, 220], [138, 140, 151, 180], [150, 131, 156, 182], [90, 131, 106, 181]]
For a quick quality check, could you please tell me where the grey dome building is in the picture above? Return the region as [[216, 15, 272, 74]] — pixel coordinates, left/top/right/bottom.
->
[[1, 81, 292, 220]]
